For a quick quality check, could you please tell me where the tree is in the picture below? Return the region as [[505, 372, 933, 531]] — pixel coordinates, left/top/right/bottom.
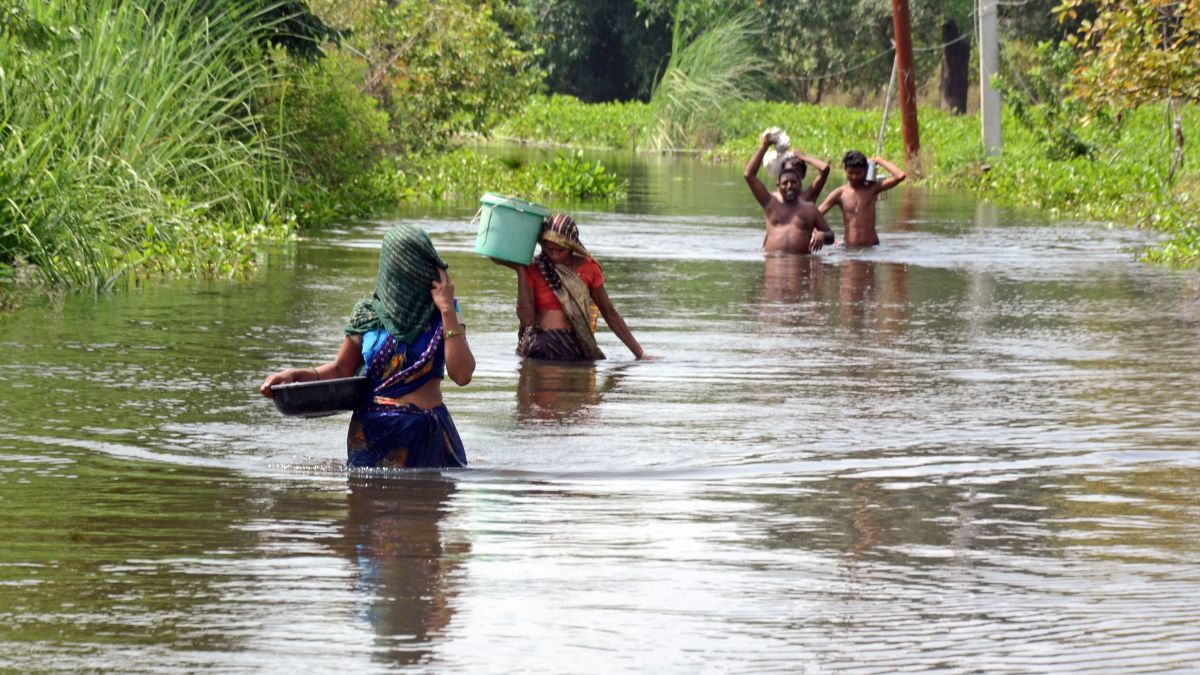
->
[[938, 18, 971, 113], [308, 0, 540, 151], [1056, 0, 1200, 179], [908, 0, 975, 115], [525, 0, 673, 101]]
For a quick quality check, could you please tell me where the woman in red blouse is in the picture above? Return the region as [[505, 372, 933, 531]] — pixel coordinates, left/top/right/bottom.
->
[[497, 214, 645, 361]]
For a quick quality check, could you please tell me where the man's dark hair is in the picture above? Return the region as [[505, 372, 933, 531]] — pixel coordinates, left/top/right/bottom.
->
[[779, 157, 806, 181], [842, 151, 869, 169]]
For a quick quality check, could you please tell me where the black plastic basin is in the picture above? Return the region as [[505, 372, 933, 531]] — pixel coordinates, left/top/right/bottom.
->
[[270, 376, 371, 418]]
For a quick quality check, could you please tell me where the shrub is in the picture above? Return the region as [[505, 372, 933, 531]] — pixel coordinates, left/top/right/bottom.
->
[[0, 0, 293, 289]]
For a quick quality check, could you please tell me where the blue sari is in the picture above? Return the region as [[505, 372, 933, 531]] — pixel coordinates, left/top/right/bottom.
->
[[346, 316, 467, 469]]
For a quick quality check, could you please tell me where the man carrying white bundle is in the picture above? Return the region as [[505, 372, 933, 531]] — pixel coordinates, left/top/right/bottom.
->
[[759, 127, 831, 204], [744, 127, 835, 255]]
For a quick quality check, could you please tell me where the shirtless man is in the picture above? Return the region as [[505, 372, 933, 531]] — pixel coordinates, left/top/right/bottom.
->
[[744, 130, 835, 254], [817, 151, 906, 247]]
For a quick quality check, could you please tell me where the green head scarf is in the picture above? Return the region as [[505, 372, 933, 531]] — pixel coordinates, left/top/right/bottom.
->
[[345, 224, 448, 343]]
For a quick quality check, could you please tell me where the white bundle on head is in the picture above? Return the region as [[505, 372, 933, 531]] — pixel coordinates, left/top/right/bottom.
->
[[768, 147, 796, 178], [762, 127, 794, 180]]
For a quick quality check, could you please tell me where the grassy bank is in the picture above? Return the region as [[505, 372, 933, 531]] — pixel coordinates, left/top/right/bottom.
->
[[0, 3, 626, 302], [494, 95, 1200, 266], [0, 1, 295, 293]]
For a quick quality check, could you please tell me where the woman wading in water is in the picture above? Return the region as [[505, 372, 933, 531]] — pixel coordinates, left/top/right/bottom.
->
[[496, 214, 645, 361], [260, 224, 475, 469]]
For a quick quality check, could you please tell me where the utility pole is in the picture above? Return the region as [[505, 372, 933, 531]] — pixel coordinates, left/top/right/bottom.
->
[[891, 0, 920, 165], [978, 0, 1002, 154]]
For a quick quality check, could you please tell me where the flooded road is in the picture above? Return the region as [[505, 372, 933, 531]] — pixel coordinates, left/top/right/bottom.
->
[[2, 152, 1199, 671]]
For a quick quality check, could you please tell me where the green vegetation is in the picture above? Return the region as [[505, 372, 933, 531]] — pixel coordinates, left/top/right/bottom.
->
[[646, 12, 765, 150], [0, 0, 622, 298], [281, 1, 627, 222], [492, 95, 653, 149], [495, 93, 1199, 265], [530, 0, 1067, 109], [0, 0, 294, 291], [3, 0, 1197, 303], [292, 148, 624, 224]]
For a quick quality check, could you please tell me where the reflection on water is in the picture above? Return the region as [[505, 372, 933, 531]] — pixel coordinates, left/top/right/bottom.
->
[[516, 359, 629, 425], [334, 476, 464, 668], [762, 253, 823, 306], [1, 149, 1199, 671]]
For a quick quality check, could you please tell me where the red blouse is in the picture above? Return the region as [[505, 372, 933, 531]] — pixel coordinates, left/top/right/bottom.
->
[[525, 258, 605, 311]]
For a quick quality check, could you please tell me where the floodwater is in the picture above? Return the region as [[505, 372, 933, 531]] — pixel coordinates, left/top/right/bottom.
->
[[2, 149, 1199, 672]]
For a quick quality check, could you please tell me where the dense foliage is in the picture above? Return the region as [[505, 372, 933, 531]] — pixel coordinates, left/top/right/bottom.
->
[[308, 0, 540, 153], [0, 0, 622, 297], [270, 0, 602, 221], [521, 0, 672, 102], [0, 0, 293, 290], [1057, 0, 1199, 109], [495, 94, 1199, 266], [530, 0, 1068, 110]]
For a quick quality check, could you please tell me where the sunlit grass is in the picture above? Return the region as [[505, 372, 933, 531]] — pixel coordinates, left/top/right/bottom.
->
[[0, 0, 293, 290], [646, 12, 766, 151]]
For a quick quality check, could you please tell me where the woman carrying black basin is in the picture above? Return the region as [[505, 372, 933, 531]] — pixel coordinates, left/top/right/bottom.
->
[[260, 224, 475, 469]]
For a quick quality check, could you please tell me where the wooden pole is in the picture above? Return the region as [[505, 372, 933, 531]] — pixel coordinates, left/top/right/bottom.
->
[[891, 0, 920, 164]]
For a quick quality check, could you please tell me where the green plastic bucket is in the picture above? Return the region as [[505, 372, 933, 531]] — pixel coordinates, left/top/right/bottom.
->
[[473, 192, 550, 265]]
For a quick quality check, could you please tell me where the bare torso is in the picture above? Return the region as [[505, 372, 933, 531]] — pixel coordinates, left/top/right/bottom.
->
[[827, 184, 882, 246], [536, 308, 571, 330], [762, 193, 824, 254], [351, 333, 445, 410], [393, 377, 444, 409]]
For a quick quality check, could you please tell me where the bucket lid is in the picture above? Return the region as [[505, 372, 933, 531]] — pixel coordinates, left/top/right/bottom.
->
[[480, 192, 550, 216]]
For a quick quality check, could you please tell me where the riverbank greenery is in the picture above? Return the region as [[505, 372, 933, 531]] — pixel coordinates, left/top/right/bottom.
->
[[291, 148, 625, 224], [0, 0, 295, 291], [492, 93, 1199, 266], [0, 0, 626, 298], [4, 0, 1197, 304]]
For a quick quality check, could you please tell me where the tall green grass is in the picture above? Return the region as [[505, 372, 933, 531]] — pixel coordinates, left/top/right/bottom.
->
[[0, 0, 293, 290], [646, 12, 766, 150]]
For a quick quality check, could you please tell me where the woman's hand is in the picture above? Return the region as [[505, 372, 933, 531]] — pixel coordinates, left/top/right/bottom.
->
[[431, 268, 455, 313], [259, 368, 309, 398], [489, 257, 523, 271]]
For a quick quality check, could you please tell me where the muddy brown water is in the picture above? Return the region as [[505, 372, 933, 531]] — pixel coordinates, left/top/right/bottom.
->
[[2, 150, 1198, 671]]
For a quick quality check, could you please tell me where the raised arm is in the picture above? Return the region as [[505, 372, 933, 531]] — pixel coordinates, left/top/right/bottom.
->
[[817, 186, 842, 215], [432, 269, 475, 386], [590, 285, 645, 360], [744, 131, 774, 207], [797, 153, 831, 202], [871, 156, 906, 191], [491, 258, 535, 334]]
